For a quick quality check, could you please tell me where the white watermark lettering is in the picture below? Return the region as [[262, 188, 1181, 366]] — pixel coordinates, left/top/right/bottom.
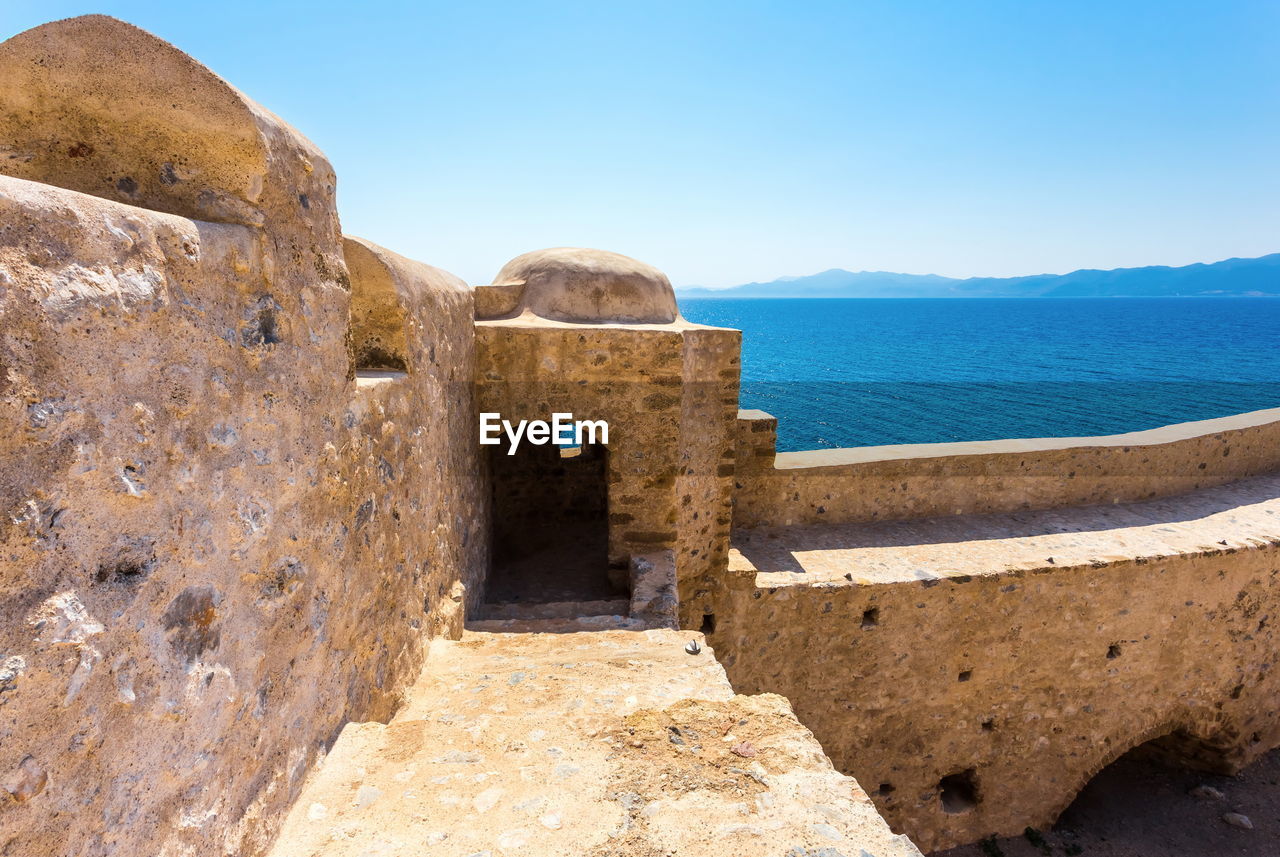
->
[[480, 412, 609, 455], [576, 419, 608, 445]]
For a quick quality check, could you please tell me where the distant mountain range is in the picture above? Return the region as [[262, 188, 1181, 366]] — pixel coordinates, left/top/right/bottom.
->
[[677, 253, 1280, 298]]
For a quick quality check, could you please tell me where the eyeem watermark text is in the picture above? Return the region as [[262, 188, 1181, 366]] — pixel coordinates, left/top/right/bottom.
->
[[480, 413, 608, 455]]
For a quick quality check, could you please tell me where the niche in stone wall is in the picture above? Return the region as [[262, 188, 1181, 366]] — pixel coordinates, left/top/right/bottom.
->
[[343, 236, 411, 373]]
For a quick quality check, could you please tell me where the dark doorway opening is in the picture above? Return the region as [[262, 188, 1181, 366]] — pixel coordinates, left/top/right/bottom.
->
[[484, 441, 624, 609]]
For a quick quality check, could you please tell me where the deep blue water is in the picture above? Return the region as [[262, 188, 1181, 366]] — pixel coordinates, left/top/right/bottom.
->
[[678, 298, 1280, 452]]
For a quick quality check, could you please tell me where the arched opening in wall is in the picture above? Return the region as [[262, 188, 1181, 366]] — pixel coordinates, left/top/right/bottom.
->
[[343, 236, 411, 380], [481, 441, 625, 618], [936, 732, 1267, 857], [1048, 733, 1254, 856]]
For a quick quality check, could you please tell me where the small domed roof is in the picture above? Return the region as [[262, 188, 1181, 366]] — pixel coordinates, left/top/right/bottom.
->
[[488, 247, 679, 324]]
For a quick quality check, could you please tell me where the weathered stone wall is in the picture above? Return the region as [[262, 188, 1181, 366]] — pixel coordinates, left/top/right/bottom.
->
[[9, 15, 1280, 857], [675, 327, 743, 628], [474, 318, 739, 623], [733, 407, 1280, 527], [0, 180, 485, 857], [713, 474, 1280, 851], [0, 17, 485, 857], [341, 236, 489, 627]]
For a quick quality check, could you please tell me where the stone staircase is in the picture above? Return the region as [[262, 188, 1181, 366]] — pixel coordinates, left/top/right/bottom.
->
[[266, 627, 922, 857]]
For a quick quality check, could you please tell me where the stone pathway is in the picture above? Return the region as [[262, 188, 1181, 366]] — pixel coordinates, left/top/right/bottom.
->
[[731, 473, 1280, 585], [267, 627, 922, 857]]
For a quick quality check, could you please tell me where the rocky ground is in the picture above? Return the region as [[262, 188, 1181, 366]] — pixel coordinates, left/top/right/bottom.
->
[[935, 746, 1280, 857]]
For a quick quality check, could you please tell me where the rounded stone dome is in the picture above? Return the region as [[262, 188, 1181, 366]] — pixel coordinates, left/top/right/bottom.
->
[[489, 247, 679, 324]]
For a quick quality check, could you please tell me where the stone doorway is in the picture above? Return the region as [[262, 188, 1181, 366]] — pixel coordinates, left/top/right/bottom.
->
[[483, 441, 625, 613]]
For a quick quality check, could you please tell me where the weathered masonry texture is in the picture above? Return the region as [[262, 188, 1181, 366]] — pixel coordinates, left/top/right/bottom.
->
[[733, 406, 1280, 527], [719, 475, 1280, 851], [0, 16, 485, 857], [1, 15, 1278, 857]]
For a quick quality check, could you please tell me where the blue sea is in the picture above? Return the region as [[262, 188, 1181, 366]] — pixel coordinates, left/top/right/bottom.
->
[[678, 298, 1280, 452]]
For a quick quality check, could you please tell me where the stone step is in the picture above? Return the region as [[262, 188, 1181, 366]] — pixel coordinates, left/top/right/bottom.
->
[[474, 597, 631, 621], [466, 596, 637, 633], [266, 629, 923, 857], [465, 614, 642, 633]]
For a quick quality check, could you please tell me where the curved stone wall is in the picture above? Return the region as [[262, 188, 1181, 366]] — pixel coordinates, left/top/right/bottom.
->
[[0, 15, 342, 243], [0, 18, 486, 854], [0, 170, 486, 857]]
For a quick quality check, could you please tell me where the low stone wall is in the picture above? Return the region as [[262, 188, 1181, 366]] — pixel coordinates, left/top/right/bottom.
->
[[733, 407, 1280, 527], [714, 475, 1280, 851]]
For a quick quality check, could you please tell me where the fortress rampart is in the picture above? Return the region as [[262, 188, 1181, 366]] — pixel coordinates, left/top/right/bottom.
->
[[0, 18, 486, 856], [715, 467, 1280, 850], [1, 15, 1277, 857], [717, 409, 1280, 849], [734, 406, 1280, 526]]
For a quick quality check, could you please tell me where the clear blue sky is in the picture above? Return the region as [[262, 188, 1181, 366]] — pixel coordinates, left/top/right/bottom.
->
[[4, 1, 1278, 287]]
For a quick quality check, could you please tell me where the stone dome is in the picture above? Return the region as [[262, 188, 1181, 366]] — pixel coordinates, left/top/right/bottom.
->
[[485, 247, 679, 324]]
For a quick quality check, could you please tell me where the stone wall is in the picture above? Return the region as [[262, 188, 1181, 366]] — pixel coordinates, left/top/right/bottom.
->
[[0, 17, 485, 857], [7, 14, 1280, 857], [714, 472, 1280, 851], [473, 317, 740, 624], [733, 406, 1280, 527], [724, 405, 1280, 849], [675, 328, 744, 629]]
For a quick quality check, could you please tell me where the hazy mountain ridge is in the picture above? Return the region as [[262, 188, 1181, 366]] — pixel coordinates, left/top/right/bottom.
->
[[678, 253, 1280, 298]]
